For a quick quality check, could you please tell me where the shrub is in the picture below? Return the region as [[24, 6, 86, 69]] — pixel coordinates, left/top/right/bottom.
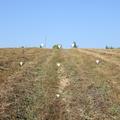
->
[[53, 44, 62, 49], [105, 45, 114, 49], [40, 45, 43, 48], [105, 45, 109, 49], [72, 41, 78, 48]]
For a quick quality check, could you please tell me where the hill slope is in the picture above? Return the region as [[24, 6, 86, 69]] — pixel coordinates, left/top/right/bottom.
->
[[0, 48, 120, 120]]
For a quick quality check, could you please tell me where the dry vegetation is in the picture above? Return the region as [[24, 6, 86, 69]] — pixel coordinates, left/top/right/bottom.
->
[[0, 48, 120, 120]]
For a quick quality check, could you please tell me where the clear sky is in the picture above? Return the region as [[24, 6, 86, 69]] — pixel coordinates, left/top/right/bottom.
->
[[0, 0, 120, 48]]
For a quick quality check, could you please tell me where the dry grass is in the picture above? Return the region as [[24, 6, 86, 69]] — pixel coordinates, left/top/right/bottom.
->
[[0, 48, 120, 120], [83, 48, 120, 64], [62, 49, 120, 119]]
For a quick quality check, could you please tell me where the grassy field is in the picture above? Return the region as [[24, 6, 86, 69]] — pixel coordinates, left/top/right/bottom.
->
[[0, 48, 120, 120]]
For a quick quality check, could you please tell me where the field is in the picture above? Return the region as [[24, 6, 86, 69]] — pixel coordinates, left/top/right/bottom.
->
[[0, 48, 120, 120]]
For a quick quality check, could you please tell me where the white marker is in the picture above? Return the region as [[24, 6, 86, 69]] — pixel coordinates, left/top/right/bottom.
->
[[72, 43, 74, 47], [56, 94, 60, 98], [58, 44, 62, 49], [19, 62, 24, 66], [56, 63, 61, 67], [96, 60, 100, 64], [41, 43, 44, 47]]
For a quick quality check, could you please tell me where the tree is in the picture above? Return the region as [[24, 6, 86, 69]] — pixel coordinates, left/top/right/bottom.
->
[[72, 41, 78, 48], [110, 46, 114, 49], [105, 45, 109, 49], [105, 45, 114, 49]]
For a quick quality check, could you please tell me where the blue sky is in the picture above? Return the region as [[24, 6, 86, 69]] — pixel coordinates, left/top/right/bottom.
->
[[0, 0, 120, 48]]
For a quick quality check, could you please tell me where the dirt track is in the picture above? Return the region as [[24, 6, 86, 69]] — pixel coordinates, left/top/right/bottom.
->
[[0, 48, 120, 120]]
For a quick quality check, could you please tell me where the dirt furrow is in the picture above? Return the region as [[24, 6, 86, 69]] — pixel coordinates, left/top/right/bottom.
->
[[57, 65, 70, 94], [56, 63, 72, 120]]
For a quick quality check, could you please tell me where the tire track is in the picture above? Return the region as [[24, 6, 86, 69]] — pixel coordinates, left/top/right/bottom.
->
[[44, 50, 72, 120], [41, 50, 70, 120], [57, 64, 70, 94]]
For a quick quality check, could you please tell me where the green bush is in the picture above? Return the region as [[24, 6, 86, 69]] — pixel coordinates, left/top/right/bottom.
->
[[53, 44, 62, 49], [40, 45, 43, 48], [105, 45, 114, 49], [72, 41, 78, 48]]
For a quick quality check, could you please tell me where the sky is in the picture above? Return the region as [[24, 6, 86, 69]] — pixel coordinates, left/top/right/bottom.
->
[[0, 0, 120, 48]]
